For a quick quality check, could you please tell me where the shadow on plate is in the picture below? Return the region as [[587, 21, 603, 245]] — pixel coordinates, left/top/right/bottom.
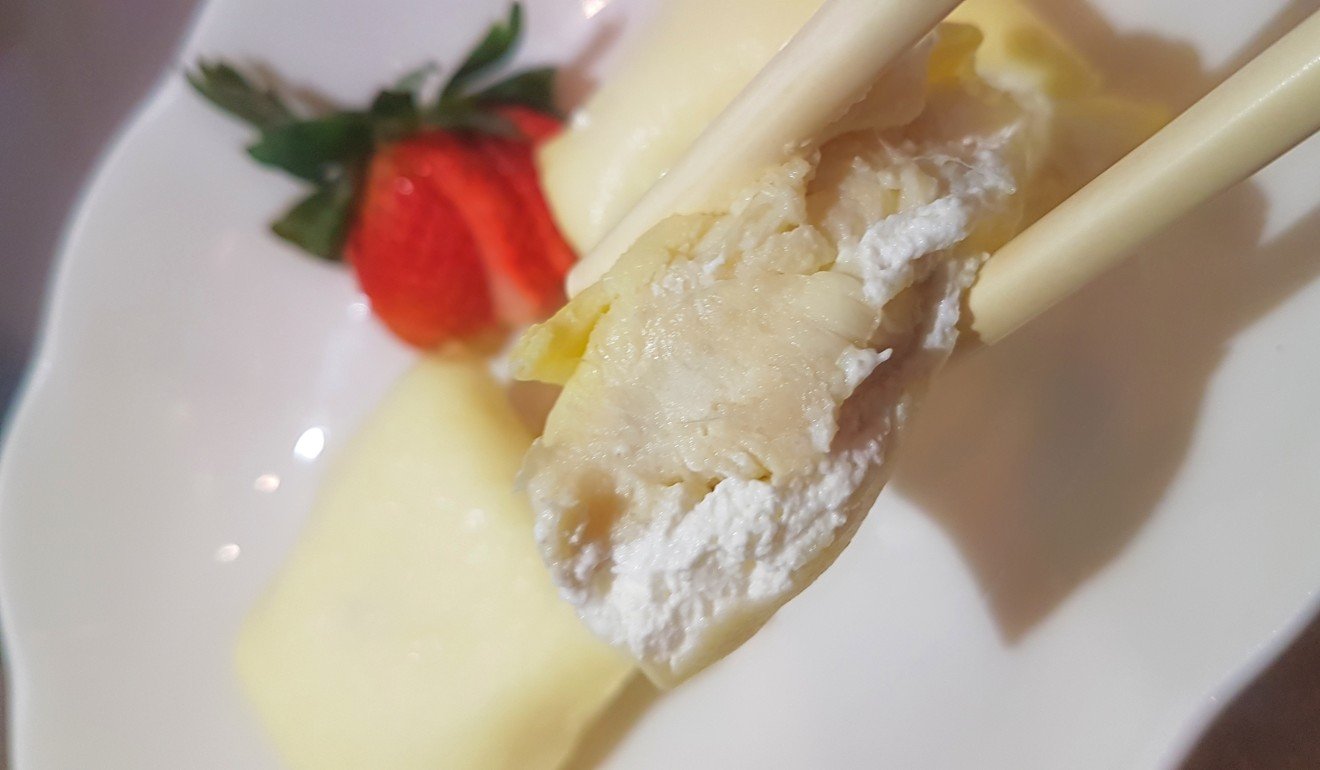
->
[[561, 674, 662, 770], [895, 0, 1320, 643], [1178, 609, 1320, 768]]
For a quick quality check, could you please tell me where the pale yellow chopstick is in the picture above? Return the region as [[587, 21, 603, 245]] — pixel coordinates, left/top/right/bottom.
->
[[968, 8, 1320, 344], [566, 0, 964, 295]]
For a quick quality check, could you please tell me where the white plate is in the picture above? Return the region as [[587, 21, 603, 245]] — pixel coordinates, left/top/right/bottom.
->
[[1, 0, 1317, 767]]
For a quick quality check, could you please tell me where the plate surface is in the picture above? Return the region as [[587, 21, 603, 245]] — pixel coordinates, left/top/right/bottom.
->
[[1, 0, 1317, 767]]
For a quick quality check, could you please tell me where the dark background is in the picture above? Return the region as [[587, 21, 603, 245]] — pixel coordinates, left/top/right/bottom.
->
[[1, 1, 1317, 767]]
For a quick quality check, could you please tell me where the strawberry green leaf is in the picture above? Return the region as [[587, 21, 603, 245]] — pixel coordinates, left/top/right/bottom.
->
[[443, 3, 522, 98], [429, 102, 518, 137], [371, 91, 416, 116], [368, 90, 420, 141], [186, 60, 296, 131], [394, 62, 439, 94], [270, 175, 356, 260], [473, 67, 557, 115], [247, 113, 373, 182]]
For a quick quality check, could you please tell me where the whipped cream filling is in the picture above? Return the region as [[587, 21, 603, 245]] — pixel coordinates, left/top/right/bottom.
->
[[523, 124, 1022, 681], [514, 22, 1045, 681]]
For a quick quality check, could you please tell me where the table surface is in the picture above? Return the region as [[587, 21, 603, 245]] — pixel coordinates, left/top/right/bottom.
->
[[0, 1, 1316, 768]]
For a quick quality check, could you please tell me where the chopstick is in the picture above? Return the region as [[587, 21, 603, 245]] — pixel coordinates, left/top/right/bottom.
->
[[968, 8, 1320, 345], [566, 0, 964, 295]]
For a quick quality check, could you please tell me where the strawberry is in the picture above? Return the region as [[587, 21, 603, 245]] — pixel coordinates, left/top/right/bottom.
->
[[495, 104, 564, 145], [471, 136, 573, 320], [374, 131, 566, 326], [476, 131, 577, 275], [348, 140, 494, 346], [187, 3, 576, 348]]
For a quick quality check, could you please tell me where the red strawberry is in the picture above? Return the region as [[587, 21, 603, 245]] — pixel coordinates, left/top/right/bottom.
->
[[497, 105, 564, 145], [189, 4, 579, 349], [387, 131, 567, 326], [476, 134, 577, 275], [348, 142, 494, 347]]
